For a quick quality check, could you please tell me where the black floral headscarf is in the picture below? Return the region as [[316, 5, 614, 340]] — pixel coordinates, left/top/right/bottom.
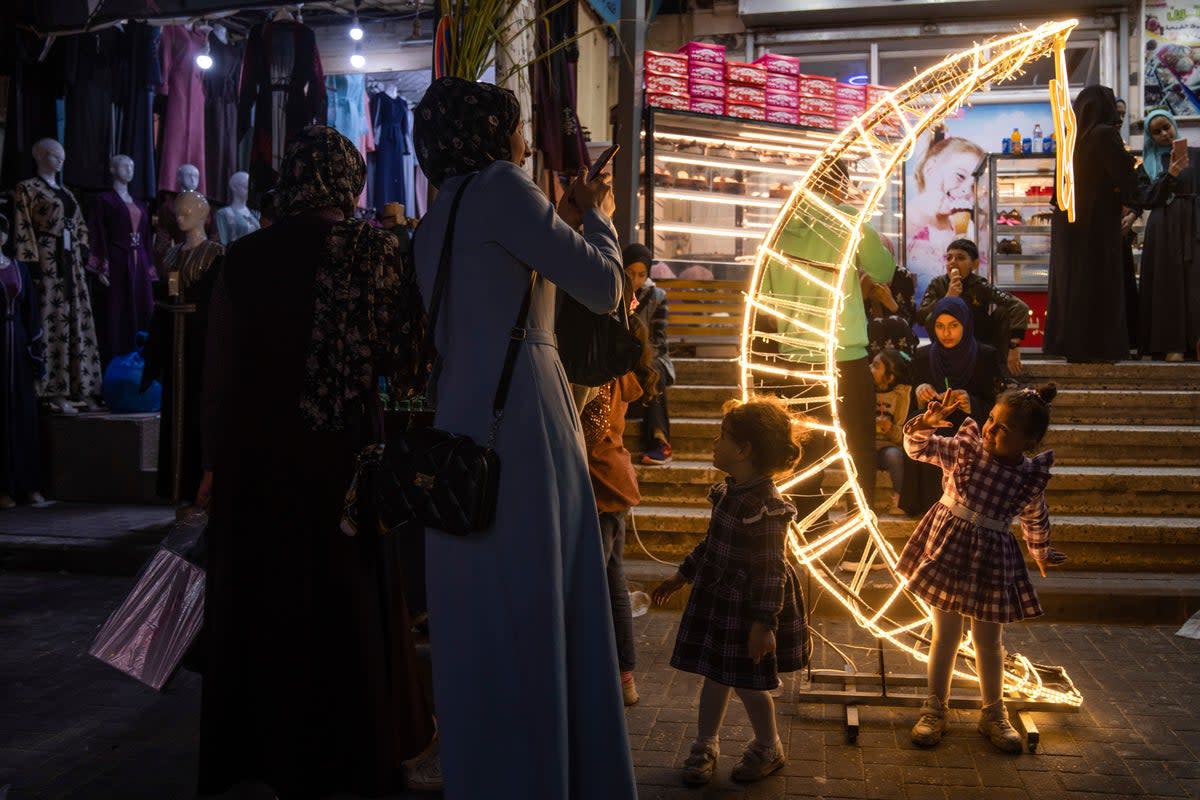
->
[[277, 125, 367, 217], [291, 126, 428, 431], [413, 77, 521, 187]]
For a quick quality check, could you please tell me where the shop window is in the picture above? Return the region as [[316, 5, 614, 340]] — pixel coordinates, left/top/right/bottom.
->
[[878, 39, 1099, 89]]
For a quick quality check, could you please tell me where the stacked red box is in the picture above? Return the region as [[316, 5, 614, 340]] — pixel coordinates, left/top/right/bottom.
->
[[675, 41, 727, 116], [727, 104, 767, 121], [835, 82, 867, 129], [866, 84, 903, 136], [725, 61, 767, 88], [796, 74, 836, 99], [754, 52, 800, 76], [687, 61, 724, 83], [677, 41, 726, 64], [795, 73, 836, 129], [643, 50, 690, 112]]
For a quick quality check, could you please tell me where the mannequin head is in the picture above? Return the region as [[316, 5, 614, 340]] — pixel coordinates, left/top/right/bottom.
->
[[33, 138, 65, 177], [110, 155, 135, 186], [177, 164, 200, 193], [176, 191, 210, 238], [228, 171, 250, 204]]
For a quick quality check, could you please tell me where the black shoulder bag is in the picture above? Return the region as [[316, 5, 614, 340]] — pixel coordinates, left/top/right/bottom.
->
[[342, 173, 535, 536]]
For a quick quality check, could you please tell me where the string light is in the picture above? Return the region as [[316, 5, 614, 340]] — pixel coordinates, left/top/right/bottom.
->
[[740, 20, 1084, 707]]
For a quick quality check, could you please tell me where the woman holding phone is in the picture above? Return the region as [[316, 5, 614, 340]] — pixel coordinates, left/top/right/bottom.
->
[[1137, 108, 1197, 361]]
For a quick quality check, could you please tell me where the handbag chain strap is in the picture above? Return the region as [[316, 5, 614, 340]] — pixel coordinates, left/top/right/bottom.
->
[[422, 172, 536, 450]]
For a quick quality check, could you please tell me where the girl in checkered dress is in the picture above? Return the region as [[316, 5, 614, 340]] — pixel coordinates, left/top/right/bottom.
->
[[652, 400, 808, 785], [898, 384, 1067, 753]]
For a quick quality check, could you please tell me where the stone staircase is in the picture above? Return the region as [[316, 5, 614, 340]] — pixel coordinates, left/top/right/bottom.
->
[[624, 357, 1200, 622]]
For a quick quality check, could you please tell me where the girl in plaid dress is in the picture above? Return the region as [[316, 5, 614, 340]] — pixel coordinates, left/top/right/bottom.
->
[[652, 400, 808, 785], [898, 383, 1067, 753]]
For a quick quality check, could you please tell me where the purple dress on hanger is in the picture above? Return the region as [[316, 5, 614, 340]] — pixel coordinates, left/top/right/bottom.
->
[[88, 190, 157, 365]]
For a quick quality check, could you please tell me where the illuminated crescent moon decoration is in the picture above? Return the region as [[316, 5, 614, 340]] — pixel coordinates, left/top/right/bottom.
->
[[740, 20, 1083, 707]]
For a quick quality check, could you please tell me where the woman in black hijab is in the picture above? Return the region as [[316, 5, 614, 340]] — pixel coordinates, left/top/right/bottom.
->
[[198, 126, 434, 799], [1044, 85, 1139, 362]]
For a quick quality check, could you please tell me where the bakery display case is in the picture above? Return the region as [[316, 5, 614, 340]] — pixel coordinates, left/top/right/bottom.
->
[[640, 108, 904, 280]]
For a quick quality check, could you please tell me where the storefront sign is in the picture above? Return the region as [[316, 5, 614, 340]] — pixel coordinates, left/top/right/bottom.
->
[[1144, 0, 1200, 118]]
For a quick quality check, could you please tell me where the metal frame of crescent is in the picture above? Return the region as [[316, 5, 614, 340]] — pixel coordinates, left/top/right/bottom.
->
[[738, 20, 1083, 707]]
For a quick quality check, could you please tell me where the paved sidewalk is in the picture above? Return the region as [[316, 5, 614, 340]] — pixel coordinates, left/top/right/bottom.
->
[[2, 572, 1199, 799], [0, 503, 173, 574]]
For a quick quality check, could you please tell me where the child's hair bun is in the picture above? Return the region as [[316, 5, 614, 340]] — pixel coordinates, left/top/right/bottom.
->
[[1036, 383, 1057, 405]]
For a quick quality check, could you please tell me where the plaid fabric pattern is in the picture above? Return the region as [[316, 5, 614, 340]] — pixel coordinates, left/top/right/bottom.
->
[[671, 476, 808, 690], [897, 417, 1054, 623]]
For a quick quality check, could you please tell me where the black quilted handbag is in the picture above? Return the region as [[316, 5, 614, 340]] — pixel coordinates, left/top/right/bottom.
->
[[342, 174, 534, 536]]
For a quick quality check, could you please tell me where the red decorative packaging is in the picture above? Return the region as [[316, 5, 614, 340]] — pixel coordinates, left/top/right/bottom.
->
[[796, 74, 836, 99], [687, 61, 724, 83], [836, 101, 866, 119], [765, 72, 799, 93], [646, 92, 689, 111], [765, 106, 799, 125], [677, 41, 725, 64], [796, 95, 836, 116], [725, 61, 768, 87], [689, 79, 726, 100], [797, 112, 836, 130], [727, 103, 767, 121], [764, 90, 798, 109], [689, 98, 726, 116], [727, 83, 766, 106], [836, 83, 866, 103], [866, 85, 892, 103], [643, 50, 688, 77], [645, 73, 689, 96], [754, 52, 801, 76]]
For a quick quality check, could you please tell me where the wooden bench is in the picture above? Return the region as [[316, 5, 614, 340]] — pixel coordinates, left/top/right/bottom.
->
[[656, 278, 747, 356]]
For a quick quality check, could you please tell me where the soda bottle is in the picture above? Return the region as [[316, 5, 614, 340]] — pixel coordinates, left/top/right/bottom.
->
[[1011, 128, 1022, 154], [1032, 123, 1044, 153]]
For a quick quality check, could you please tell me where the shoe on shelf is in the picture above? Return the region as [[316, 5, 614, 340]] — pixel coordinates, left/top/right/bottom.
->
[[404, 736, 443, 792], [621, 672, 639, 706], [730, 739, 786, 783], [911, 694, 949, 747], [0, 495, 15, 510], [641, 440, 673, 465], [978, 702, 1024, 753], [681, 739, 719, 786], [48, 397, 78, 416]]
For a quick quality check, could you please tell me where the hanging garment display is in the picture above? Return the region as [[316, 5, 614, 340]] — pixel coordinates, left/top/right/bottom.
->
[[158, 25, 209, 195], [87, 190, 157, 366], [63, 29, 120, 191], [113, 22, 161, 201], [204, 36, 245, 206], [12, 177, 103, 400], [533, 0, 589, 173], [0, 257, 43, 498], [238, 19, 326, 196], [326, 74, 374, 207], [370, 91, 410, 208], [1, 29, 66, 187], [214, 205, 260, 244]]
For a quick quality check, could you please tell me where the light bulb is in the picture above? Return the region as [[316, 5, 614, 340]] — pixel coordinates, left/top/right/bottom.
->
[[196, 52, 213, 70], [350, 51, 366, 69], [350, 21, 364, 40]]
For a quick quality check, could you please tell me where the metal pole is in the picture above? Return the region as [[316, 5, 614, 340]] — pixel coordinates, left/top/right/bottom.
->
[[1118, 9, 1130, 139], [613, 0, 646, 246]]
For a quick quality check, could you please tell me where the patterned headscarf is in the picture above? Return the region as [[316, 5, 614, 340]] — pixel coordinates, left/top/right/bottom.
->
[[276, 125, 366, 217], [413, 77, 520, 188], [1141, 108, 1177, 182], [928, 295, 979, 390]]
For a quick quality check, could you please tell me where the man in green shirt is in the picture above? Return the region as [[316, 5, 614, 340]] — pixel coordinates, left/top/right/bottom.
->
[[759, 161, 897, 547]]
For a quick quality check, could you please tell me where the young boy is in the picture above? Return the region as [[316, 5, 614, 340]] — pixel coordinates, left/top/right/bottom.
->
[[915, 239, 1029, 378]]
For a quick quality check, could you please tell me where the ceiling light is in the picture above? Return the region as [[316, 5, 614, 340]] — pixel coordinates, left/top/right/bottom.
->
[[349, 16, 363, 40], [195, 37, 213, 70], [350, 43, 366, 69]]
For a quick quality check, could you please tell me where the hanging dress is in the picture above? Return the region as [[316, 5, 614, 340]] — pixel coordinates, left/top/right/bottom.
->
[[113, 22, 161, 201], [369, 92, 410, 208], [157, 25, 209, 195], [203, 36, 245, 206], [0, 258, 43, 495], [87, 190, 157, 365]]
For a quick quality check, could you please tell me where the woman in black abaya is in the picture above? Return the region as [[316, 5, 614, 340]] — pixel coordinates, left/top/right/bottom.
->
[[1044, 85, 1139, 363]]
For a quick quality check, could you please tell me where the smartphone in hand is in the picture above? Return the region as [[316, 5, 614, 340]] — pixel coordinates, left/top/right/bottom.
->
[[587, 143, 621, 182], [1172, 137, 1189, 165]]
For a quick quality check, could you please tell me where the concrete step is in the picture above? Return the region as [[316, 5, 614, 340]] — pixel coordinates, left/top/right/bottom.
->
[[1022, 358, 1200, 389], [1054, 388, 1200, 425], [673, 357, 739, 387], [624, 560, 1200, 624], [637, 459, 1200, 515], [666, 384, 740, 417], [626, 505, 1200, 573], [1041, 424, 1200, 466]]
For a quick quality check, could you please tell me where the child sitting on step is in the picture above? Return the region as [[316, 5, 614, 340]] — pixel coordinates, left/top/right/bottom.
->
[[898, 383, 1067, 753], [872, 347, 913, 517], [652, 399, 808, 785]]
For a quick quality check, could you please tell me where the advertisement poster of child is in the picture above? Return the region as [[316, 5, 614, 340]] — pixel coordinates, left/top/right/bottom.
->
[[904, 102, 1053, 326]]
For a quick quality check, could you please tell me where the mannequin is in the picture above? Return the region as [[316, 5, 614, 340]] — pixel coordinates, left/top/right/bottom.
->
[[11, 138, 104, 414], [214, 172, 261, 244], [144, 191, 224, 503], [0, 213, 47, 508], [154, 164, 214, 267], [87, 154, 157, 366]]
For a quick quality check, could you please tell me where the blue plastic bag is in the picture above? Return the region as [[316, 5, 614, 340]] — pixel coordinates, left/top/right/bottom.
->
[[103, 331, 163, 413]]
